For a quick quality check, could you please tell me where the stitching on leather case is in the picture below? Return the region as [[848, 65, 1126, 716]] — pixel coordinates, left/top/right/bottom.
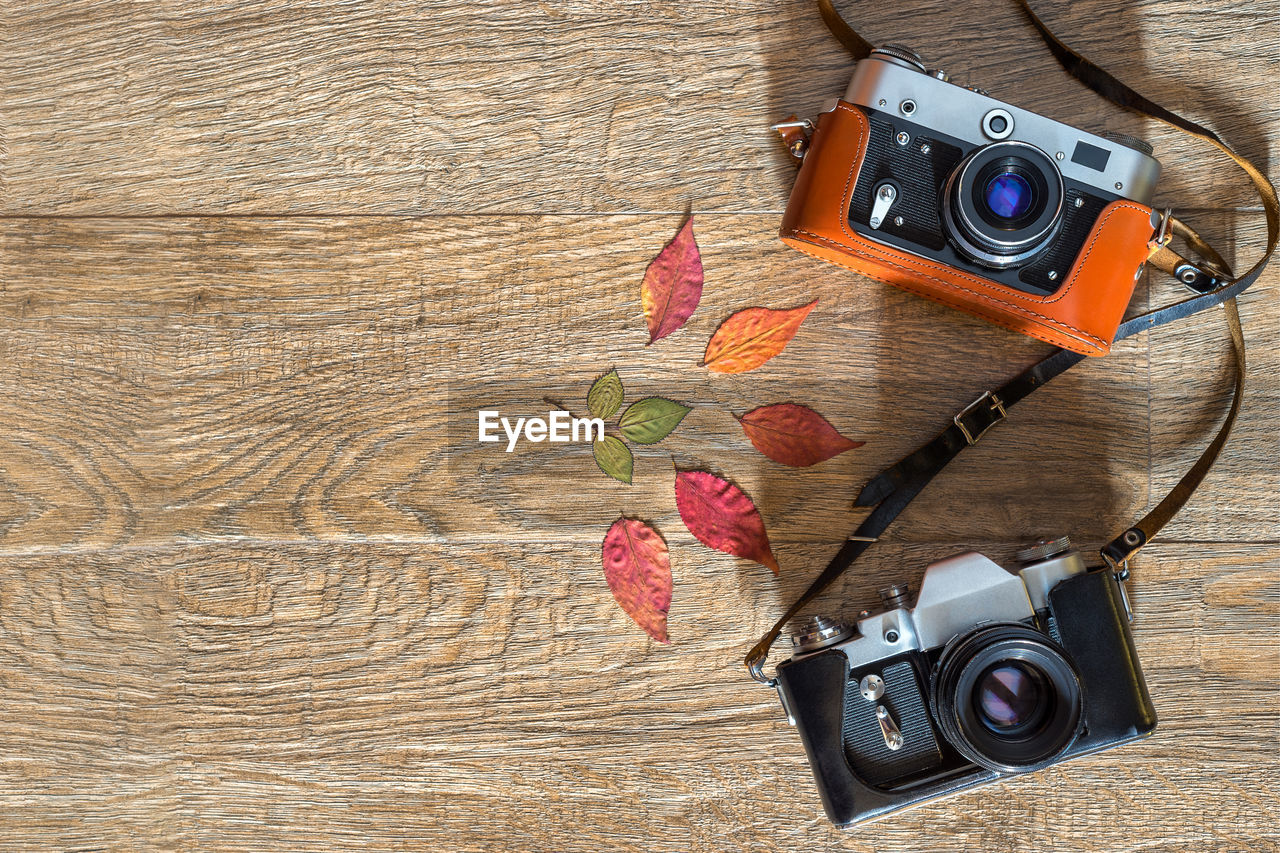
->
[[784, 237, 1101, 352], [816, 102, 1145, 347], [832, 102, 1142, 307], [1058, 204, 1149, 301], [794, 227, 1107, 348]]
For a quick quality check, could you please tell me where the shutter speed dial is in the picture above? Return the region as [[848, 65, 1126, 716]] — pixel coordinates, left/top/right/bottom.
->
[[871, 44, 927, 72]]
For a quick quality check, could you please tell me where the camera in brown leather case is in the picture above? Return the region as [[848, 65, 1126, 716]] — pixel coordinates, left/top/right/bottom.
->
[[780, 45, 1166, 355]]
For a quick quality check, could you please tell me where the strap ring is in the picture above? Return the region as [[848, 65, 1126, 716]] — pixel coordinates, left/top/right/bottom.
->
[[746, 656, 778, 688], [1101, 550, 1131, 581]]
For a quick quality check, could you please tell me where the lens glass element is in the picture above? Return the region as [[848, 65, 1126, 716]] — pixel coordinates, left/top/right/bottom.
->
[[931, 623, 1084, 774], [983, 173, 1034, 220], [976, 662, 1046, 730]]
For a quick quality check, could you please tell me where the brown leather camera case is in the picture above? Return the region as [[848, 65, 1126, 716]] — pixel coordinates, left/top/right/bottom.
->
[[780, 101, 1157, 355]]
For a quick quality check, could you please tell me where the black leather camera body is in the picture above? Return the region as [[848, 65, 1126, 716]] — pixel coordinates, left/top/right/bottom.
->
[[774, 539, 1156, 826]]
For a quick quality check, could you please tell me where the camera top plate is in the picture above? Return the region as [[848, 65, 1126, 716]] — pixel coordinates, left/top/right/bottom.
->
[[844, 54, 1161, 204]]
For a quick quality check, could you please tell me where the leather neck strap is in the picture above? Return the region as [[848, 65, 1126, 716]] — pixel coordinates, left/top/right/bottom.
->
[[747, 0, 1278, 684]]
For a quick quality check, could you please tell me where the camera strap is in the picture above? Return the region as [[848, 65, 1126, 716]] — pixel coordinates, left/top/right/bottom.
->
[[747, 0, 1277, 685]]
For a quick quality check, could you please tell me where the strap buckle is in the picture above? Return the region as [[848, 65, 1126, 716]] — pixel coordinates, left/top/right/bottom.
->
[[954, 391, 1006, 446], [1174, 261, 1226, 295]]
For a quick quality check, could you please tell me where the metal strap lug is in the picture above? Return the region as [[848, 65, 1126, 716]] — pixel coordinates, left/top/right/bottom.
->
[[770, 119, 814, 160], [1102, 553, 1135, 623], [777, 684, 797, 726], [1146, 206, 1173, 255]]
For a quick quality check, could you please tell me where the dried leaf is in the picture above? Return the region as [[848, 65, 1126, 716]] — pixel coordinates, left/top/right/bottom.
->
[[593, 436, 633, 484], [641, 217, 703, 345], [674, 470, 779, 574], [702, 300, 817, 374], [619, 397, 691, 445], [602, 517, 672, 643], [587, 368, 624, 419], [737, 403, 865, 467]]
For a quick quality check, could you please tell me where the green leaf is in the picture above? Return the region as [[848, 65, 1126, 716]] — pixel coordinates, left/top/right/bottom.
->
[[619, 397, 691, 445], [593, 436, 634, 484], [587, 369, 625, 419]]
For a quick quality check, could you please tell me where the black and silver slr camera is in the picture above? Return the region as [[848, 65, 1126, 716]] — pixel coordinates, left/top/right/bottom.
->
[[775, 538, 1156, 826]]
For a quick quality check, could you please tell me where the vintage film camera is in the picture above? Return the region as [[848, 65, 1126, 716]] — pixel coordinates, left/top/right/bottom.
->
[[779, 45, 1165, 355], [774, 538, 1156, 826]]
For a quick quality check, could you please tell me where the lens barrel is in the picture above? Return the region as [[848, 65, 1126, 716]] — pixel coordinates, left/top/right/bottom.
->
[[931, 623, 1083, 774], [941, 141, 1065, 269]]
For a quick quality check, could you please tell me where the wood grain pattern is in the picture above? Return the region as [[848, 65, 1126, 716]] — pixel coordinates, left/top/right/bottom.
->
[[0, 542, 1275, 851], [0, 0, 1278, 849], [0, 0, 1275, 214], [0, 215, 1161, 548]]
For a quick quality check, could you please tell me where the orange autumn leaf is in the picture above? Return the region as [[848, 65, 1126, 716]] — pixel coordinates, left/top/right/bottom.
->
[[737, 403, 865, 467], [701, 300, 817, 374]]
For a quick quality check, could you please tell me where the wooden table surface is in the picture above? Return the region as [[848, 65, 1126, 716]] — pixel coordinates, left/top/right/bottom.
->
[[1, 0, 1277, 850]]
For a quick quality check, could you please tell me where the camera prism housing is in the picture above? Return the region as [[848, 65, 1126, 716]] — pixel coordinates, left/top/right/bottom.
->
[[779, 45, 1163, 355], [775, 540, 1157, 826]]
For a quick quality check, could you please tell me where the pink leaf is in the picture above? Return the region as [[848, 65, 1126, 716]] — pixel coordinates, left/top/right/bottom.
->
[[602, 517, 672, 643], [641, 217, 703, 345], [674, 471, 779, 574]]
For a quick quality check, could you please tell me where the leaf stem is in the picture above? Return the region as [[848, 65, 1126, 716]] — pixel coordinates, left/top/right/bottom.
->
[[543, 396, 587, 421]]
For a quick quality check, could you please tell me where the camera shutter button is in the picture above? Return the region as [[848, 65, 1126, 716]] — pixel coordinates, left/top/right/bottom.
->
[[878, 584, 911, 609]]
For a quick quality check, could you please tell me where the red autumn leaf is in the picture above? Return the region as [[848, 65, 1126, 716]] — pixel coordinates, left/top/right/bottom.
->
[[674, 470, 779, 575], [737, 403, 865, 467], [641, 217, 703, 345], [702, 300, 817, 373], [601, 517, 673, 643]]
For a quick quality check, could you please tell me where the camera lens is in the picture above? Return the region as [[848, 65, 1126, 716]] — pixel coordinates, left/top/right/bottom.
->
[[941, 141, 1064, 269], [975, 662, 1049, 731], [983, 172, 1033, 220], [931, 623, 1083, 774]]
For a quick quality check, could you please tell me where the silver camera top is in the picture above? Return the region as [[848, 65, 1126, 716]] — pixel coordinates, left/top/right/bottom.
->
[[844, 47, 1161, 204], [789, 537, 1087, 671]]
